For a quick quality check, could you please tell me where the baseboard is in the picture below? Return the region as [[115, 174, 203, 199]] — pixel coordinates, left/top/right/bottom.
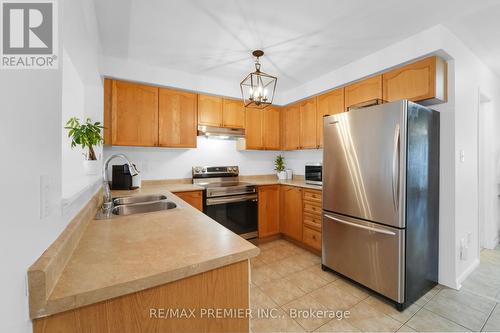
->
[[456, 258, 480, 289]]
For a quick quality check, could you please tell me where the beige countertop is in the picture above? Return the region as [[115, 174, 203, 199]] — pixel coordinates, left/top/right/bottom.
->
[[239, 175, 323, 191], [30, 185, 259, 319], [141, 175, 323, 191]]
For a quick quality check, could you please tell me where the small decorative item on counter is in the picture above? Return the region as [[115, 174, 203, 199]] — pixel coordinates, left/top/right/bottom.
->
[[131, 168, 142, 189], [275, 154, 287, 180], [64, 117, 104, 175], [286, 169, 293, 179]]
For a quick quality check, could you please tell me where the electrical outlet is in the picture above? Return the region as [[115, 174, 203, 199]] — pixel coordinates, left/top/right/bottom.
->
[[459, 150, 465, 162], [467, 232, 473, 245], [40, 175, 51, 219]]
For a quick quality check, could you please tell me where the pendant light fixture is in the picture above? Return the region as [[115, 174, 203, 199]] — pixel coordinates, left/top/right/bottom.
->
[[240, 50, 277, 109]]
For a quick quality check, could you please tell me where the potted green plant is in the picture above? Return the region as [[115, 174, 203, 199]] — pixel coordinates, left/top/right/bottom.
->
[[65, 117, 104, 175], [274, 154, 287, 180]]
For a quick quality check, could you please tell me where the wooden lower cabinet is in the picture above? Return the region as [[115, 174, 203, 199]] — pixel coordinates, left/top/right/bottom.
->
[[258, 185, 280, 238], [303, 226, 321, 251], [302, 189, 322, 252], [280, 186, 303, 241], [33, 261, 249, 333], [174, 190, 203, 211]]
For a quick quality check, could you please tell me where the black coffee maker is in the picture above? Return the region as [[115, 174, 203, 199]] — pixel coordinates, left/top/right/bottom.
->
[[111, 164, 137, 190]]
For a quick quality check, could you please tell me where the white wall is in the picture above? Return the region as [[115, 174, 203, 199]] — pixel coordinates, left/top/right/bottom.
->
[[0, 11, 63, 333], [477, 82, 500, 250], [61, 0, 103, 202], [283, 149, 323, 175], [0, 0, 103, 332], [105, 137, 279, 179]]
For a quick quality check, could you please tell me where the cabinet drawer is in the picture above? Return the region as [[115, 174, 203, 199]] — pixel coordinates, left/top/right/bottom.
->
[[303, 190, 322, 203], [303, 213, 321, 231], [303, 226, 321, 250], [304, 201, 322, 215]]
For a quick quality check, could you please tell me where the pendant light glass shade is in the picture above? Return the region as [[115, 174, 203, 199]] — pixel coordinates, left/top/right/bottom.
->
[[240, 50, 277, 109]]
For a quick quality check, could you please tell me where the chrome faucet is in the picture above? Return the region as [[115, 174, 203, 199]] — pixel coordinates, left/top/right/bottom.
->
[[102, 154, 139, 214]]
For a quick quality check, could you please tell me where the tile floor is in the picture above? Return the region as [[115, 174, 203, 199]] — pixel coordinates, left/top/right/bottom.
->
[[249, 240, 500, 332]]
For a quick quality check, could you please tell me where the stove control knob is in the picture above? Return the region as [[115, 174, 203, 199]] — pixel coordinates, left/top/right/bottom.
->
[[202, 167, 207, 173], [194, 167, 202, 174]]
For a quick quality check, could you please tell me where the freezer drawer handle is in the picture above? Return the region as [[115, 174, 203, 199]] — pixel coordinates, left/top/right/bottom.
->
[[324, 214, 396, 236]]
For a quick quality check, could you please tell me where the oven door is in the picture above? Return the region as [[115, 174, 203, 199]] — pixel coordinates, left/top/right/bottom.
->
[[205, 194, 258, 239]]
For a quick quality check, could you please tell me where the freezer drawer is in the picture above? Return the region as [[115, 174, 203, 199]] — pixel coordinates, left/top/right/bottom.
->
[[322, 212, 405, 303]]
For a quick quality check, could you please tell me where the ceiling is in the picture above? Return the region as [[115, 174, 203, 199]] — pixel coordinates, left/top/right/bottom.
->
[[94, 0, 500, 91]]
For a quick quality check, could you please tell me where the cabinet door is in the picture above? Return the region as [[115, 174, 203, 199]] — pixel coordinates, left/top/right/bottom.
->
[[258, 185, 280, 238], [103, 78, 112, 145], [245, 108, 263, 149], [299, 97, 317, 149], [111, 80, 159, 146], [344, 75, 382, 110], [316, 88, 344, 148], [222, 98, 245, 128], [280, 186, 303, 241], [198, 94, 222, 126], [282, 103, 300, 150], [262, 106, 281, 150], [383, 56, 447, 103], [158, 88, 197, 148], [174, 190, 203, 211]]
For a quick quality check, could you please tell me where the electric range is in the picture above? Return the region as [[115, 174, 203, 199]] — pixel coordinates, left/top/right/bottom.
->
[[192, 166, 258, 239]]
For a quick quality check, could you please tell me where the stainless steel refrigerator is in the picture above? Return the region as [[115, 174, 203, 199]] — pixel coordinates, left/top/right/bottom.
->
[[322, 100, 439, 310]]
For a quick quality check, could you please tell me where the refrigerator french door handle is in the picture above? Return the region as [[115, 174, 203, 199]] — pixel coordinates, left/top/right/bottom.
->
[[323, 214, 397, 236], [392, 124, 400, 213]]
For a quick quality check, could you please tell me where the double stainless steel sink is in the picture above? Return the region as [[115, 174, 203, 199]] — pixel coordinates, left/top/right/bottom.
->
[[97, 194, 177, 219]]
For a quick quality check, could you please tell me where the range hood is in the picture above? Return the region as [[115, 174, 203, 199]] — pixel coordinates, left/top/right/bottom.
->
[[197, 125, 245, 139]]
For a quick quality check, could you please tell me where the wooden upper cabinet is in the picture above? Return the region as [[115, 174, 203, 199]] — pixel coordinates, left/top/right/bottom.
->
[[258, 185, 280, 238], [299, 97, 318, 149], [383, 56, 447, 104], [198, 94, 223, 127], [344, 75, 382, 110], [262, 106, 281, 150], [222, 98, 245, 129], [245, 108, 263, 149], [280, 185, 303, 241], [282, 103, 301, 150], [316, 88, 344, 148], [111, 80, 159, 147], [158, 88, 197, 148], [103, 78, 112, 145]]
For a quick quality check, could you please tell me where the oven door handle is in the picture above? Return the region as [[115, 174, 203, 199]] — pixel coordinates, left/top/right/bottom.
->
[[206, 194, 258, 206]]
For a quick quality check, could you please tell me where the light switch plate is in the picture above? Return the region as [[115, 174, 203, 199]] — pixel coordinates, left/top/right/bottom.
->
[[459, 150, 465, 162]]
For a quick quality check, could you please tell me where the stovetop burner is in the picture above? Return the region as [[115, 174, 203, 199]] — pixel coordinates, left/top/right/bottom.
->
[[192, 166, 256, 197]]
